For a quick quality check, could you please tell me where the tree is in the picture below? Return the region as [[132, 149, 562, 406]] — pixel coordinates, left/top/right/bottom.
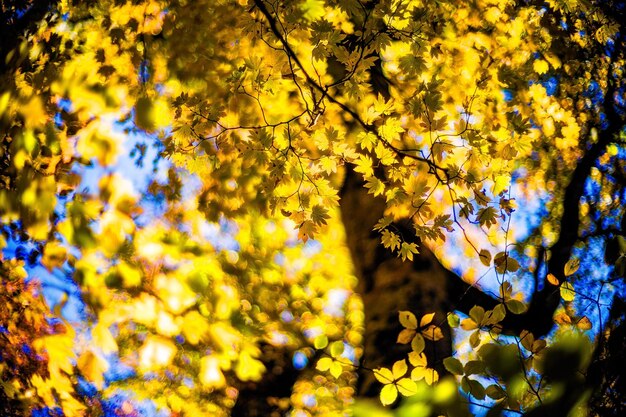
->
[[1, 0, 625, 416]]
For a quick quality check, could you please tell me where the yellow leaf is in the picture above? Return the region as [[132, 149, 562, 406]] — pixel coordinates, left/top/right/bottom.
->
[[380, 383, 398, 405], [235, 351, 266, 381], [77, 350, 109, 389], [329, 361, 343, 378], [533, 59, 549, 74], [314, 334, 329, 349], [92, 322, 118, 353], [396, 378, 418, 396], [392, 359, 408, 379], [560, 281, 575, 301], [200, 356, 226, 388], [373, 367, 395, 384], [408, 351, 427, 368], [316, 357, 333, 372], [411, 334, 425, 353], [139, 336, 177, 370], [564, 258, 580, 276], [397, 328, 416, 344], [420, 312, 435, 327], [422, 324, 444, 341], [41, 242, 67, 272], [399, 311, 418, 329], [182, 311, 210, 345], [492, 174, 510, 195]]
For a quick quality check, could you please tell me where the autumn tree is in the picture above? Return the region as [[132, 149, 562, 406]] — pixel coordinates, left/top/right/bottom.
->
[[1, 0, 625, 416]]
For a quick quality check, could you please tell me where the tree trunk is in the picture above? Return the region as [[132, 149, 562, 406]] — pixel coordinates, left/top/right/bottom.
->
[[339, 167, 453, 396]]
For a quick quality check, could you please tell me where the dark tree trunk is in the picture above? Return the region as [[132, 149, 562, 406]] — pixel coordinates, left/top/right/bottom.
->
[[339, 167, 454, 395], [587, 297, 626, 416]]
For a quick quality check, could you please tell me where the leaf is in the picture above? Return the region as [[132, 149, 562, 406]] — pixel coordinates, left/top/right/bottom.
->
[[447, 313, 460, 328], [469, 330, 481, 348], [469, 305, 485, 324], [381, 230, 401, 251], [577, 316, 592, 330], [200, 356, 226, 388], [533, 59, 549, 74], [546, 273, 559, 285], [460, 318, 478, 331], [92, 322, 118, 353], [235, 351, 266, 381], [399, 311, 418, 329], [505, 299, 527, 314], [330, 341, 344, 357], [392, 359, 408, 379], [411, 334, 425, 353], [564, 258, 580, 276], [463, 360, 485, 375], [400, 241, 419, 261], [476, 207, 498, 228], [479, 249, 492, 267], [396, 378, 418, 396], [443, 357, 464, 375], [420, 312, 435, 327], [316, 357, 333, 372], [408, 351, 427, 368], [560, 281, 575, 301], [486, 384, 506, 400], [77, 350, 109, 389], [421, 325, 444, 341], [461, 376, 485, 400], [41, 242, 68, 272], [494, 252, 520, 273], [555, 312, 572, 325], [365, 176, 386, 196], [380, 383, 398, 405], [314, 334, 329, 349], [374, 367, 395, 384], [397, 328, 416, 344], [310, 205, 330, 225], [329, 361, 343, 378]]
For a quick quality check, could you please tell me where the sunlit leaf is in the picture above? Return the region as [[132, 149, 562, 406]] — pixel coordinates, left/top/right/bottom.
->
[[564, 258, 580, 276], [399, 311, 418, 329], [560, 281, 576, 301], [380, 383, 398, 405]]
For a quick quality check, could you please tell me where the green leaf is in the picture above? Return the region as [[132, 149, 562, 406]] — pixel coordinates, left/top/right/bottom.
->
[[479, 249, 492, 266], [469, 330, 481, 348], [463, 360, 486, 375], [494, 252, 520, 273], [443, 357, 464, 375], [505, 299, 527, 314], [447, 313, 460, 328], [461, 376, 485, 400], [469, 305, 485, 324], [329, 341, 344, 357], [485, 384, 506, 400]]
